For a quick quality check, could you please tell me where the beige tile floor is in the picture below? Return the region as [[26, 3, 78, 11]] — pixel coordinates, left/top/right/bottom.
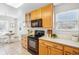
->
[[0, 41, 31, 55]]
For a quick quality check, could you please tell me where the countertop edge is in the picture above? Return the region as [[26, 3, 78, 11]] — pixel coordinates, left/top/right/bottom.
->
[[39, 37, 79, 48]]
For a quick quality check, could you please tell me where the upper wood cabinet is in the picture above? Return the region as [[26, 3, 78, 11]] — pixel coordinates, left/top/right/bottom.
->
[[41, 4, 53, 29], [31, 10, 36, 20], [31, 8, 41, 20], [36, 8, 41, 19], [25, 13, 30, 21], [25, 13, 31, 27], [26, 4, 54, 29]]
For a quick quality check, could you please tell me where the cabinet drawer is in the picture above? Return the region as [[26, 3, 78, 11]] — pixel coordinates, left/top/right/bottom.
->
[[64, 46, 79, 55], [64, 52, 72, 55], [50, 48, 63, 55], [42, 40, 63, 50], [39, 39, 44, 43], [39, 39, 63, 50], [39, 39, 55, 47], [73, 48, 79, 55], [53, 43, 63, 50]]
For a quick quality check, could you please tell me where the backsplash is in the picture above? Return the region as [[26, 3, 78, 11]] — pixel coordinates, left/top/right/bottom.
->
[[26, 28, 48, 36], [55, 31, 79, 40]]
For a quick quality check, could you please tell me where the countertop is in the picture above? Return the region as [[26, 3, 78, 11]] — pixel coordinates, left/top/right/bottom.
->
[[39, 36, 79, 48]]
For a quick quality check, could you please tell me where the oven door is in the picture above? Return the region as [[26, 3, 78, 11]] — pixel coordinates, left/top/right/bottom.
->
[[28, 37, 38, 53], [29, 39, 36, 49]]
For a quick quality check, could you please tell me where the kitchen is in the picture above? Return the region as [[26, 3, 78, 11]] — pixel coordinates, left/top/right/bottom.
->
[[0, 3, 79, 55], [21, 3, 79, 55]]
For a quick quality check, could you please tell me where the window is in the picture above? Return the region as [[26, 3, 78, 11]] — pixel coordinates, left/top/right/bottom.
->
[[55, 9, 79, 32], [0, 20, 8, 35]]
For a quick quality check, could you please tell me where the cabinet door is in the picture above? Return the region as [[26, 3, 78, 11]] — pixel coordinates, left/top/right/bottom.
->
[[64, 46, 79, 55], [50, 47, 63, 55], [21, 36, 27, 49], [24, 38, 27, 49], [31, 10, 36, 20], [36, 8, 41, 19], [25, 14, 30, 21], [21, 38, 24, 47], [31, 8, 41, 20], [41, 4, 53, 29], [72, 48, 79, 55], [25, 14, 31, 27], [39, 43, 48, 55], [21, 36, 25, 47]]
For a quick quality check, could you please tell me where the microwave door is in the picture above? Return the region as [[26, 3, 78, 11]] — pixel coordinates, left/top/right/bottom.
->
[[31, 19, 42, 27], [32, 22, 38, 27]]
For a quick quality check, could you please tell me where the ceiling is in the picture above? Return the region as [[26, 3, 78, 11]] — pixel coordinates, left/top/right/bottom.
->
[[6, 3, 61, 8], [5, 3, 62, 14], [6, 3, 24, 8]]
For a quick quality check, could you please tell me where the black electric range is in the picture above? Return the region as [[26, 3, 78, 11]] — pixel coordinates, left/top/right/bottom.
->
[[27, 30, 45, 55]]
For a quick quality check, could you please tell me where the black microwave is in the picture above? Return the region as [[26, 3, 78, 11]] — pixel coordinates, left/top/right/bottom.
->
[[31, 19, 42, 27]]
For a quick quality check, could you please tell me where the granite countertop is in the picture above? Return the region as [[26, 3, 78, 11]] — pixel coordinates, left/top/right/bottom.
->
[[39, 36, 79, 48]]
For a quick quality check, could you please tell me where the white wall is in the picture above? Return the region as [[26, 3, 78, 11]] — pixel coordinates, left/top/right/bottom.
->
[[55, 3, 79, 13], [17, 10, 25, 35]]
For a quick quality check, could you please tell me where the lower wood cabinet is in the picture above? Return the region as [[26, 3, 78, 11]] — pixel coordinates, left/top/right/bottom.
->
[[39, 39, 63, 55], [39, 39, 79, 55], [50, 47, 63, 55], [64, 46, 79, 55], [39, 43, 48, 55], [21, 35, 27, 49]]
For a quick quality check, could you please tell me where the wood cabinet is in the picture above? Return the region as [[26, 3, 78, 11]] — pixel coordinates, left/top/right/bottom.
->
[[25, 13, 31, 28], [36, 8, 41, 19], [31, 8, 41, 20], [39, 43, 48, 55], [39, 39, 63, 55], [30, 10, 36, 20], [39, 39, 79, 55], [30, 4, 54, 29], [41, 4, 53, 29], [64, 46, 79, 55], [25, 13, 30, 21], [21, 35, 27, 49], [50, 47, 63, 55]]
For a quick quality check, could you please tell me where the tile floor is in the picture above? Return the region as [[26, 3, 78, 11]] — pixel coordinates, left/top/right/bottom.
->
[[0, 41, 31, 55]]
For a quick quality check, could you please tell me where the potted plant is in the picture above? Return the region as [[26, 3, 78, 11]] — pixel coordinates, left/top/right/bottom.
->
[[51, 34, 57, 38]]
